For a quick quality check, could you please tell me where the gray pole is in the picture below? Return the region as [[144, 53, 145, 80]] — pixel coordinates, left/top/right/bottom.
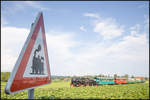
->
[[28, 88, 34, 99]]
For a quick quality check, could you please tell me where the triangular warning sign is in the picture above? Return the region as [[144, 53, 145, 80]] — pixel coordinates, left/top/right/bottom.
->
[[5, 12, 51, 94]]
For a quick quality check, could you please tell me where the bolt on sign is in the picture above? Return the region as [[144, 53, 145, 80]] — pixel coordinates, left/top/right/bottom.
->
[[5, 12, 51, 94]]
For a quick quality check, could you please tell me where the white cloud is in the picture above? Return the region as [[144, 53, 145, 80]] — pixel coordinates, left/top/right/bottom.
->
[[1, 16, 8, 26], [45, 30, 80, 76], [45, 27, 148, 76], [83, 13, 100, 19], [83, 12, 125, 40], [70, 33, 149, 76], [46, 31, 76, 60], [80, 26, 86, 32], [1, 50, 17, 72], [108, 34, 148, 61], [1, 26, 29, 72], [144, 15, 149, 32], [1, 3, 148, 77], [1, 24, 149, 76], [94, 18, 124, 40], [130, 24, 140, 36]]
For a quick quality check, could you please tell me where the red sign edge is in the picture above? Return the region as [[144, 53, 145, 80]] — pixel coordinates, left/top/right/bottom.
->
[[5, 12, 51, 94]]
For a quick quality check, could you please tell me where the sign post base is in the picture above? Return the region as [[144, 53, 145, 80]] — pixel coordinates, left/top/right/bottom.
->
[[28, 89, 34, 99]]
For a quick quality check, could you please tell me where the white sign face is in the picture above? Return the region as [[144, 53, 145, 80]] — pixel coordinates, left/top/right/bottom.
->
[[23, 27, 48, 77]]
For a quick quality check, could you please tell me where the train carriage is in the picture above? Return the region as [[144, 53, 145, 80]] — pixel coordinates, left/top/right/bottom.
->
[[135, 77, 145, 83], [70, 76, 145, 87], [95, 77, 115, 85], [114, 78, 127, 84], [127, 78, 136, 84]]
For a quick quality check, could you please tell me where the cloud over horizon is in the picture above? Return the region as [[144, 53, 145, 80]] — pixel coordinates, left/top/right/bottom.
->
[[1, 2, 149, 77], [1, 21, 149, 76]]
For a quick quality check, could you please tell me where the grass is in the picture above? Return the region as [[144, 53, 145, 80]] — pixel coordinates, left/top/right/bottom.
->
[[1, 81, 149, 99], [37, 80, 71, 89]]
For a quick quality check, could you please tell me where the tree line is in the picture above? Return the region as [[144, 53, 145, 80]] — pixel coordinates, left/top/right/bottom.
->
[[1, 72, 149, 82], [1, 72, 11, 82]]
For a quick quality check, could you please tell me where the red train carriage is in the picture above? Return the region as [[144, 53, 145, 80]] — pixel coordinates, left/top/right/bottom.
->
[[114, 78, 127, 84], [135, 77, 145, 83]]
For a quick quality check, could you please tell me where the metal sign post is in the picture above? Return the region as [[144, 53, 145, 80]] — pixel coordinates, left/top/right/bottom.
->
[[28, 89, 34, 99]]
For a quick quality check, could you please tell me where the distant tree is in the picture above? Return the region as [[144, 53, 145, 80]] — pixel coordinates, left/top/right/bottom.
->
[[102, 74, 105, 77], [124, 74, 129, 79], [2, 72, 6, 81], [72, 75, 77, 78], [1, 72, 4, 81], [98, 74, 102, 77], [114, 74, 117, 79], [1, 72, 10, 82], [131, 75, 135, 78], [144, 77, 149, 81]]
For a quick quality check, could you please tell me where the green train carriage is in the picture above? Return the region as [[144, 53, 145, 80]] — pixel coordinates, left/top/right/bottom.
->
[[95, 77, 115, 85], [127, 78, 137, 84]]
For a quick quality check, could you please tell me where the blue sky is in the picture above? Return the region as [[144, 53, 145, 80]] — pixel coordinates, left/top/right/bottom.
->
[[1, 1, 149, 77]]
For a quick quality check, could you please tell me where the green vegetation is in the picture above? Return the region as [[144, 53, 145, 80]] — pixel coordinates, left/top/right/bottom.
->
[[1, 81, 149, 99], [1, 72, 10, 82], [1, 72, 149, 99]]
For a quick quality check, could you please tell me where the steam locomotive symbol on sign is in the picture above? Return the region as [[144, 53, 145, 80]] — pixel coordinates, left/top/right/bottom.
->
[[30, 44, 45, 75]]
